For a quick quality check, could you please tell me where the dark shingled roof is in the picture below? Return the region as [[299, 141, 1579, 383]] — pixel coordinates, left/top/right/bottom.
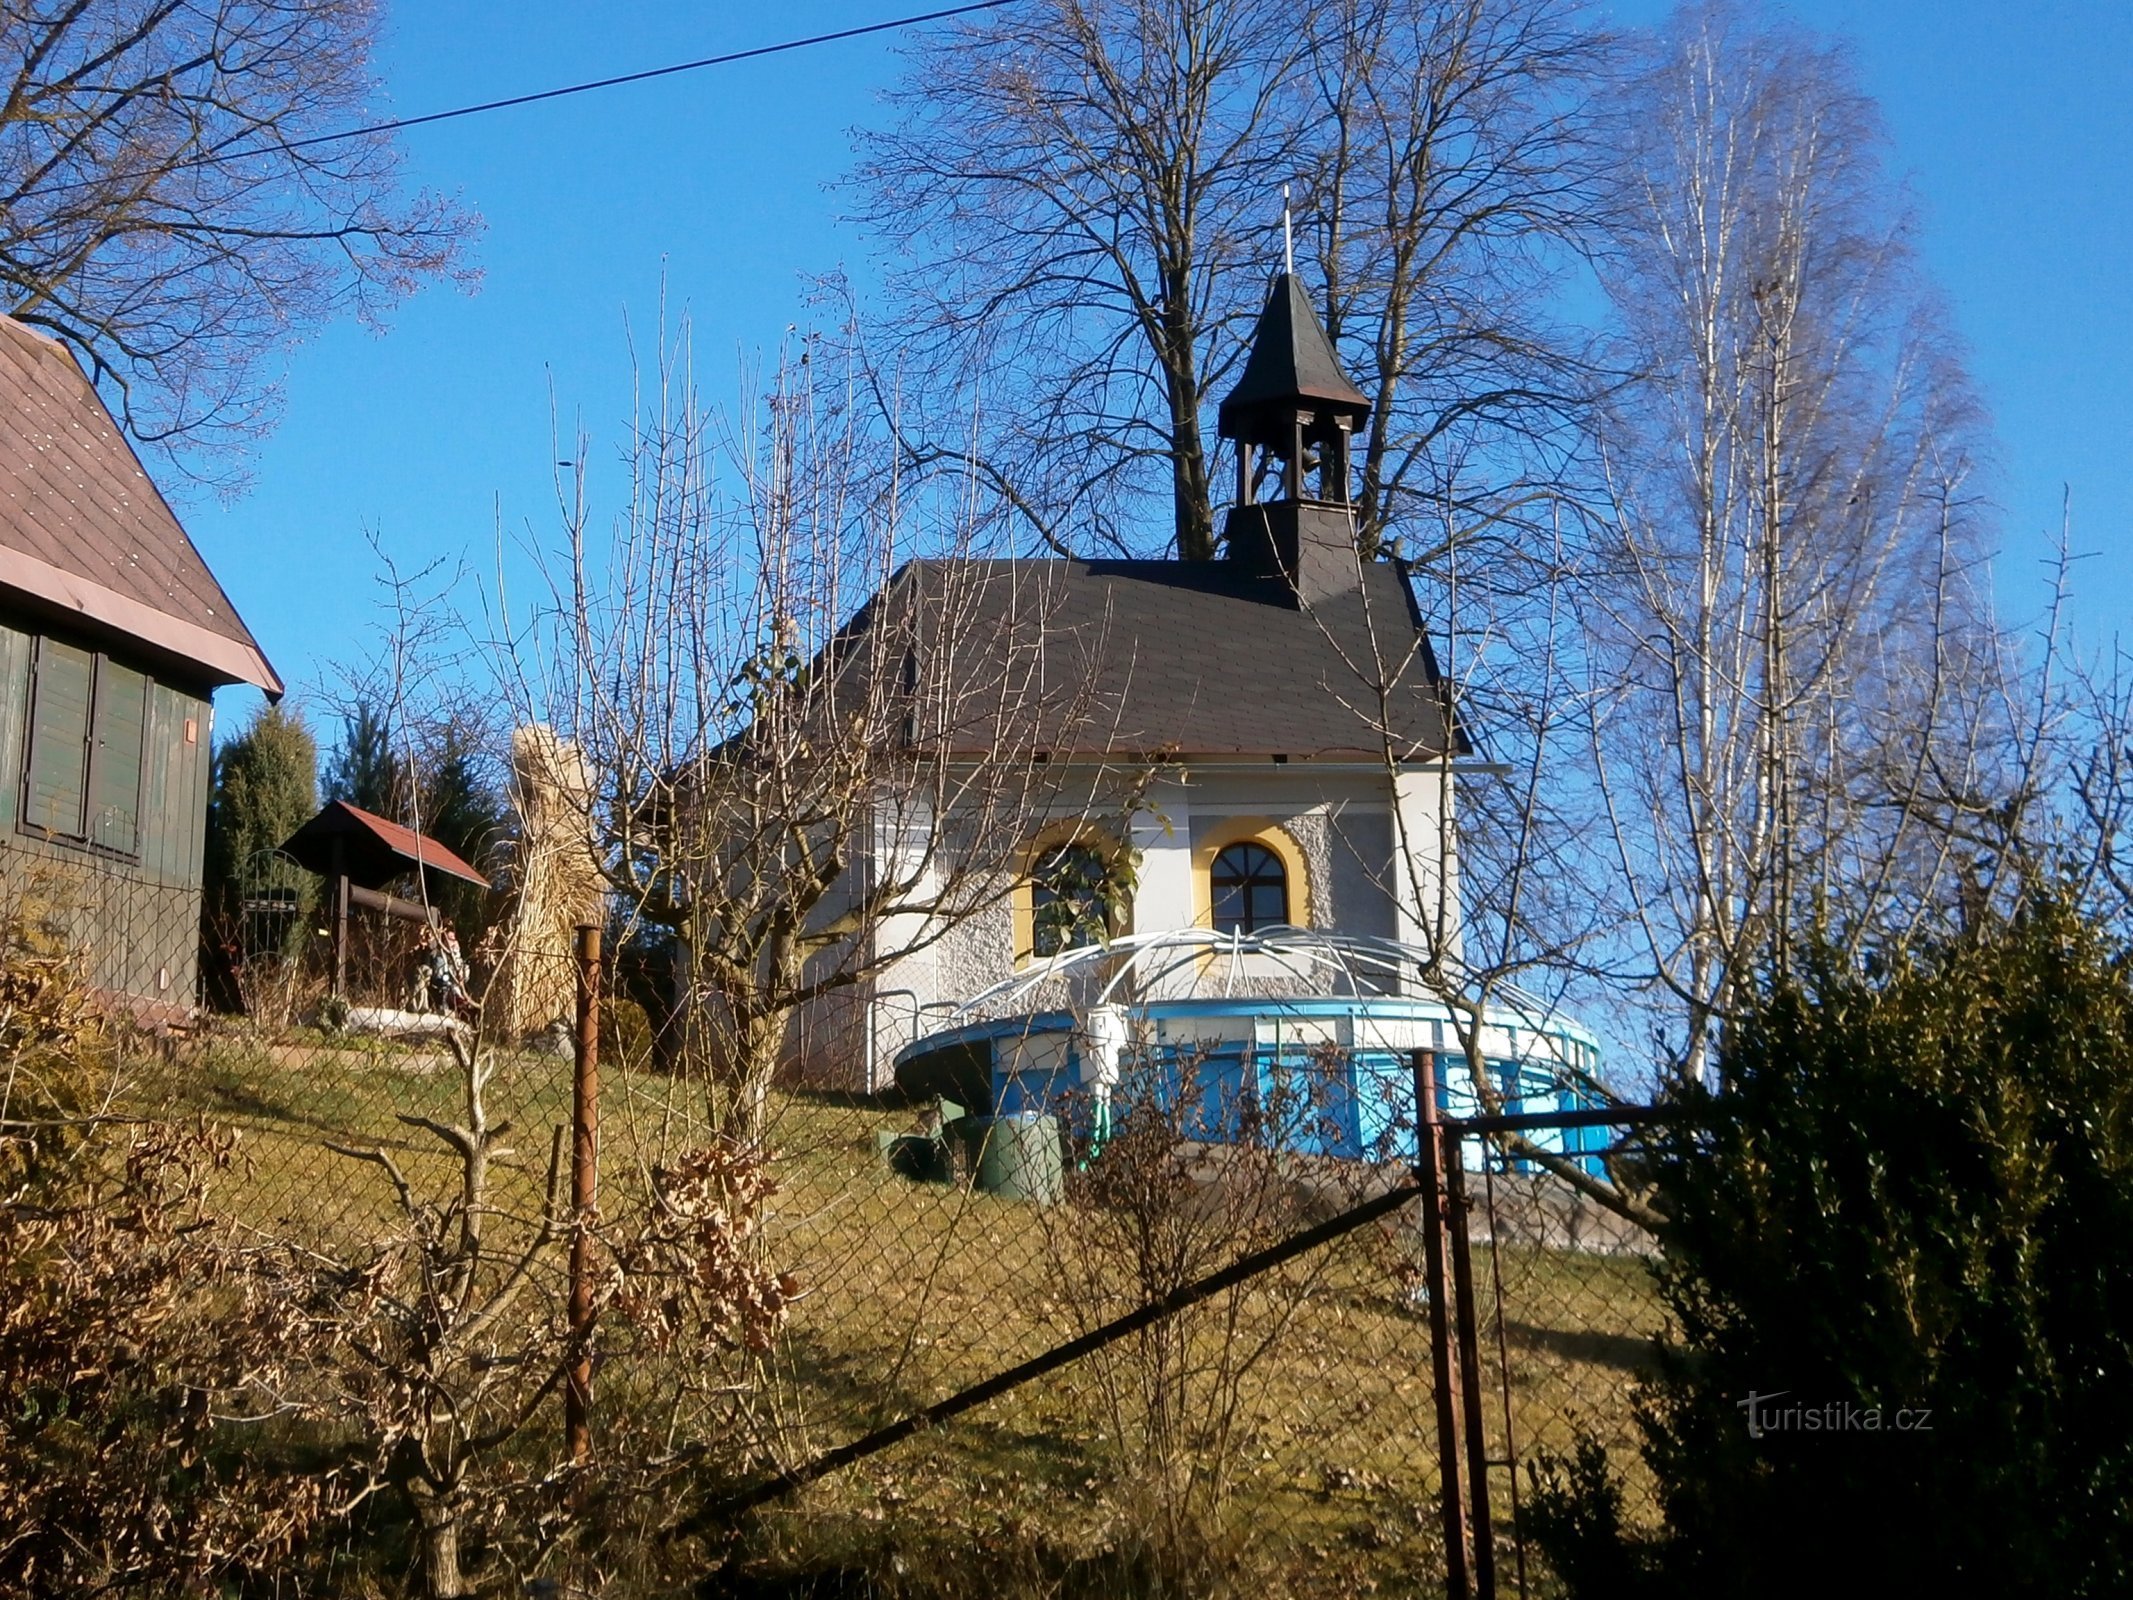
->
[[0, 317, 279, 693], [866, 558, 1455, 763], [1217, 273, 1372, 441]]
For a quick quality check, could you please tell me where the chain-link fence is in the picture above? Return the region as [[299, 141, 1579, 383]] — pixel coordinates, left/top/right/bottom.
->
[[8, 848, 1676, 1597], [1433, 1122, 1670, 1598], [666, 1052, 1676, 1598]]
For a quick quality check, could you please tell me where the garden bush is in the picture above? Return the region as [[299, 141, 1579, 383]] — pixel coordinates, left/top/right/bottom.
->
[[1532, 898, 2133, 1596]]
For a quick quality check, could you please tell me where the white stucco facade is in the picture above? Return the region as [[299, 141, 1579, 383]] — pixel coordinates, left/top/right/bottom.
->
[[833, 758, 1461, 1091], [1393, 766, 1462, 967]]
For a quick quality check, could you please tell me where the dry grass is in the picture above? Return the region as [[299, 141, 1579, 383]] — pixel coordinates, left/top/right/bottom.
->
[[144, 1025, 1664, 1596]]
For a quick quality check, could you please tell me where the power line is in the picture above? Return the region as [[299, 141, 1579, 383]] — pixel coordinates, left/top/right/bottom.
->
[[216, 0, 1021, 167]]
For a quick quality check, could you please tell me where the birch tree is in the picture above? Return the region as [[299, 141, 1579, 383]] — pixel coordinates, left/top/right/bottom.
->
[[1587, 0, 1997, 1081]]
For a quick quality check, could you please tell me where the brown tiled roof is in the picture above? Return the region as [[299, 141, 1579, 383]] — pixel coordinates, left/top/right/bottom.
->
[[0, 317, 279, 693], [280, 800, 491, 890], [860, 558, 1457, 763]]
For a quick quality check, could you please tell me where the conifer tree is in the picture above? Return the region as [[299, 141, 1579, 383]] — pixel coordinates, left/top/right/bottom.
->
[[414, 723, 504, 939], [203, 703, 319, 958], [323, 702, 402, 815]]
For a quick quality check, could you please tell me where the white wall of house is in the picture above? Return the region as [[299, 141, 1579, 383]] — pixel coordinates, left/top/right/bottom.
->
[[840, 758, 1463, 1089], [1393, 765, 1462, 976], [1128, 772, 1194, 934]]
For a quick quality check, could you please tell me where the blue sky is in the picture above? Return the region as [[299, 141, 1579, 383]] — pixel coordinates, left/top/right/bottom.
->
[[187, 0, 2133, 733]]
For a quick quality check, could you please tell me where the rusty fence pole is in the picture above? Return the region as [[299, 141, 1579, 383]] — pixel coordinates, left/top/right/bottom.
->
[[328, 832, 350, 1000], [1444, 1136, 1498, 1599], [566, 922, 602, 1466], [1414, 1049, 1473, 1599]]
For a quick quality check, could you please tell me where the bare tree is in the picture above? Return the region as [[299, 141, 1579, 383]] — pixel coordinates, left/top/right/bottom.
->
[[271, 1034, 798, 1597], [2010, 536, 2133, 937], [503, 326, 1135, 1140], [0, 894, 332, 1593], [851, 0, 1607, 562], [1301, 0, 1609, 557], [0, 0, 476, 477], [854, 0, 1309, 560], [1034, 1046, 1383, 1580], [1582, 0, 2000, 1082], [309, 1037, 574, 1598], [1289, 476, 1658, 1220]]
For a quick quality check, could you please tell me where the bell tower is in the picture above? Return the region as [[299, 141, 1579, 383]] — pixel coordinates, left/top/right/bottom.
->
[[1216, 272, 1373, 605]]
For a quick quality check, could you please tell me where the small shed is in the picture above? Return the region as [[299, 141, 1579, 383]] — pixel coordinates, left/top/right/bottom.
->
[[281, 800, 490, 995]]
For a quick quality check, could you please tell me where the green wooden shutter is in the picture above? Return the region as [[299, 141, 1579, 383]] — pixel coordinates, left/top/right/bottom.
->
[[23, 639, 92, 836], [88, 659, 147, 854]]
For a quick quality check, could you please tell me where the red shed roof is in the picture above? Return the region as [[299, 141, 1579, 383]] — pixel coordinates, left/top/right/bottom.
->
[[0, 317, 280, 694], [280, 800, 491, 891]]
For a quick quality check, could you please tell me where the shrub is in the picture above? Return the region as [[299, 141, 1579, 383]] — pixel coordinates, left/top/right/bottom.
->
[[0, 922, 326, 1593], [1533, 899, 2133, 1596], [603, 995, 655, 1072]]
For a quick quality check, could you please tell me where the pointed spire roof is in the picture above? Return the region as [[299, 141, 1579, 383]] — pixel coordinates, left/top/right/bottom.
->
[[1217, 272, 1371, 442]]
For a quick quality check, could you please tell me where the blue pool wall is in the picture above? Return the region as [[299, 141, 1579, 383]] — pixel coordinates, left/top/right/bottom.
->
[[894, 996, 1615, 1177]]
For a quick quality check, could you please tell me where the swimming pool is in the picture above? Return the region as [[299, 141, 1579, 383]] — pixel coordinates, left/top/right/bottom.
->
[[892, 939, 1615, 1175]]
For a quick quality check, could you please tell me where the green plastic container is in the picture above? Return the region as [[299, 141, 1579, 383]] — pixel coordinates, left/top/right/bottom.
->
[[954, 1112, 1064, 1204]]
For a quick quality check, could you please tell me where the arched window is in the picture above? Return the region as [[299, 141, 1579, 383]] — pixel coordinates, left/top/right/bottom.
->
[[1210, 841, 1288, 934], [1030, 842, 1116, 957]]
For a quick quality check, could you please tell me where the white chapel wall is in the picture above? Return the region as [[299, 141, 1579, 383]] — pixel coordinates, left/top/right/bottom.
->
[[845, 761, 1463, 1091], [1393, 766, 1462, 971]]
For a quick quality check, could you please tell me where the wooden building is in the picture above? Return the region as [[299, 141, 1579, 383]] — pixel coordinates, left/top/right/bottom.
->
[[0, 317, 280, 1017]]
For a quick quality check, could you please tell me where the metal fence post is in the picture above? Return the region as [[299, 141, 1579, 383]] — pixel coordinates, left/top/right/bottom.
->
[[328, 833, 349, 1000], [1444, 1133, 1497, 1599], [566, 922, 602, 1466], [1413, 1048, 1473, 1599]]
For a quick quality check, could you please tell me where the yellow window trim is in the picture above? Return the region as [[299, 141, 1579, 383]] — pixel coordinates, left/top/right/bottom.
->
[[1011, 820, 1131, 969], [1191, 816, 1312, 930]]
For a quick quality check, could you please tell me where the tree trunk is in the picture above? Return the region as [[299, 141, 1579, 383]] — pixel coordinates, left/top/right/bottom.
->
[[734, 1008, 783, 1146], [1162, 261, 1215, 561], [1173, 405, 1215, 561], [410, 1483, 470, 1599]]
